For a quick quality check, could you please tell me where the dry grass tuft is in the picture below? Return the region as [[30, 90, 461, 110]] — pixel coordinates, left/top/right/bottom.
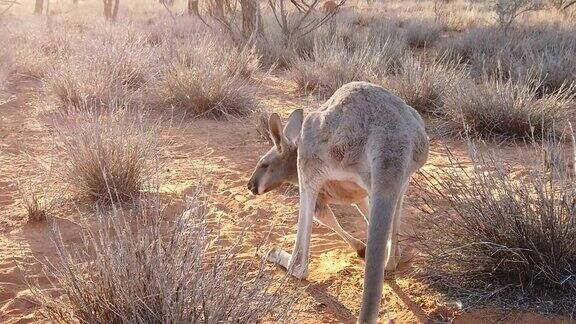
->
[[441, 25, 576, 95], [17, 170, 60, 224], [155, 37, 260, 119], [56, 105, 160, 204], [289, 27, 404, 96], [415, 143, 576, 315], [44, 28, 153, 110], [405, 20, 441, 48], [32, 189, 304, 323], [386, 56, 466, 115], [21, 190, 48, 223], [443, 75, 574, 139]]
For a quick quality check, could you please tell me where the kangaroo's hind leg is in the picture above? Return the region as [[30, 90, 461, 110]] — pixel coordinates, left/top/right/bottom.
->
[[314, 202, 366, 258], [355, 197, 370, 224], [385, 179, 410, 271]]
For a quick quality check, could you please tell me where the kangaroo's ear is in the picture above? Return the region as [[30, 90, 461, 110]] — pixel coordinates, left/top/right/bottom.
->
[[283, 109, 304, 146], [268, 113, 283, 149]]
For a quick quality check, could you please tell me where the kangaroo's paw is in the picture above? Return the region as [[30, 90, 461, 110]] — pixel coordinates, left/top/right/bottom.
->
[[266, 247, 291, 269], [266, 248, 309, 279]]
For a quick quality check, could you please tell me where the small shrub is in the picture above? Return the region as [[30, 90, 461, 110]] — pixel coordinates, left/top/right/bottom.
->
[[493, 0, 540, 31], [44, 29, 153, 110], [386, 56, 466, 115], [32, 190, 304, 323], [443, 75, 574, 139], [18, 170, 60, 223], [21, 191, 48, 223], [405, 20, 441, 48], [289, 30, 403, 96], [415, 144, 576, 315], [440, 26, 576, 95], [155, 37, 259, 119], [253, 109, 273, 144], [252, 13, 316, 68], [56, 105, 160, 204]]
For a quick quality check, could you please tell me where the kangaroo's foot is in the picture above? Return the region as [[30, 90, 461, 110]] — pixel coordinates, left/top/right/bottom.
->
[[266, 247, 308, 279]]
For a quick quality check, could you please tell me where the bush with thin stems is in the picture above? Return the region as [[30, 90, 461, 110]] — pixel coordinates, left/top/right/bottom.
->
[[289, 28, 404, 96], [44, 28, 154, 110], [440, 25, 576, 95], [442, 74, 574, 140], [155, 36, 260, 119], [405, 20, 441, 48], [493, 0, 541, 32], [31, 188, 304, 323], [414, 142, 576, 315], [386, 56, 467, 115], [20, 190, 48, 223], [55, 105, 160, 204]]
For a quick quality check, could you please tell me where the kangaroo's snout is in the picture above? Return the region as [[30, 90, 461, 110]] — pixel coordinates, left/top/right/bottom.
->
[[247, 179, 259, 195]]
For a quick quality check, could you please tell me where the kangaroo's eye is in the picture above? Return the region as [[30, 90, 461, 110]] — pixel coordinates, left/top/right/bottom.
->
[[261, 163, 269, 169]]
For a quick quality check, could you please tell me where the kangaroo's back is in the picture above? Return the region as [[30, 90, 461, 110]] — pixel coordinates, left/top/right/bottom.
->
[[301, 81, 428, 169]]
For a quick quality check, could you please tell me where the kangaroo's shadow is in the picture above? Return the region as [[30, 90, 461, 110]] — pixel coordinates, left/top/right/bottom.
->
[[303, 277, 357, 324]]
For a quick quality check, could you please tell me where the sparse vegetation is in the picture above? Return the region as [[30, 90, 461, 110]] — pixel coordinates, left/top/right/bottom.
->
[[0, 47, 12, 103], [405, 20, 441, 48], [0, 0, 575, 322], [415, 143, 576, 315], [32, 190, 304, 323], [443, 75, 574, 139], [441, 25, 576, 95], [386, 56, 465, 115], [155, 37, 260, 118], [55, 105, 160, 204]]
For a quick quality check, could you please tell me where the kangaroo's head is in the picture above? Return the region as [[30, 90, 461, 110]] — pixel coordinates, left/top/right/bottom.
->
[[247, 109, 304, 195]]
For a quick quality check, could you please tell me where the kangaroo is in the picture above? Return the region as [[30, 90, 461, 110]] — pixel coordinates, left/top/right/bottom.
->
[[247, 82, 429, 323]]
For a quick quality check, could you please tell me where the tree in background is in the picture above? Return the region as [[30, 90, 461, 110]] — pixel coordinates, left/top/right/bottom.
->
[[103, 0, 119, 21], [34, 0, 43, 14], [203, 0, 345, 43]]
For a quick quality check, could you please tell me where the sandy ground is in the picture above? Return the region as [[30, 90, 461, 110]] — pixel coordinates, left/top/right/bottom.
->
[[0, 76, 573, 324]]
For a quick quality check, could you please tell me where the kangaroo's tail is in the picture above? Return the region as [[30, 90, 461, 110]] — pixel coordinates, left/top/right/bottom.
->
[[357, 160, 406, 324]]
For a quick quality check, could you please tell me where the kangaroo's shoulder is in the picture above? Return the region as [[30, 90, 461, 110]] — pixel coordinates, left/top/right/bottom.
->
[[308, 82, 424, 133]]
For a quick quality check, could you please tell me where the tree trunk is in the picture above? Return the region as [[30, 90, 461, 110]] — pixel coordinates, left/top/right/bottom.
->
[[188, 0, 199, 16], [210, 0, 223, 18], [103, 0, 119, 22], [111, 0, 119, 21], [240, 0, 262, 38], [34, 0, 43, 14], [103, 0, 110, 20]]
